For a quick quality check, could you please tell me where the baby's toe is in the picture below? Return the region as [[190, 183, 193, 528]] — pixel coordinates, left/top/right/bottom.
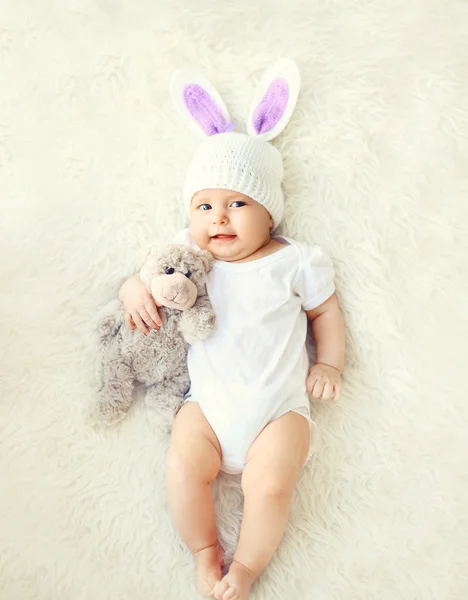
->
[[213, 579, 230, 600], [223, 587, 238, 600], [221, 561, 254, 600]]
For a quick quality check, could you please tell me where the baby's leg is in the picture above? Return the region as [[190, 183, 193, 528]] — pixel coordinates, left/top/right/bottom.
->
[[166, 402, 223, 597], [214, 412, 310, 600]]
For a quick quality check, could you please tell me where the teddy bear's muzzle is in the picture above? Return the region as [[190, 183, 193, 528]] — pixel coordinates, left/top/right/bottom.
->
[[151, 273, 198, 311]]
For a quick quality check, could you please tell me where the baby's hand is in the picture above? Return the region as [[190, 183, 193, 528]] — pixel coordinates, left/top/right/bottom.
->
[[119, 274, 162, 335], [306, 363, 342, 403]]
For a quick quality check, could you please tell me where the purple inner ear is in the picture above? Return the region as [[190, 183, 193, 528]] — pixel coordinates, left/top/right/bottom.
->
[[183, 84, 236, 136], [252, 77, 289, 135]]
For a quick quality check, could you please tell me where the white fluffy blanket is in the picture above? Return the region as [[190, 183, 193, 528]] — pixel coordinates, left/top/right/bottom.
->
[[1, 1, 467, 599]]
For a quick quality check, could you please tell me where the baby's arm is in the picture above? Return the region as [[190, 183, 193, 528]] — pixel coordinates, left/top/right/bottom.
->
[[305, 293, 345, 401], [119, 274, 162, 335], [119, 229, 191, 334]]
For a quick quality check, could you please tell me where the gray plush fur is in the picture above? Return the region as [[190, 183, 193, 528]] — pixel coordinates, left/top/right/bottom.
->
[[95, 244, 215, 426]]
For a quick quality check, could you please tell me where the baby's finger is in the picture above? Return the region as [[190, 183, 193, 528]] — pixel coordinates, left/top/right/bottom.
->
[[306, 374, 318, 394], [124, 312, 135, 330], [140, 307, 159, 330], [333, 383, 341, 403], [144, 299, 162, 328], [131, 311, 149, 335], [311, 377, 325, 399], [322, 381, 334, 401]]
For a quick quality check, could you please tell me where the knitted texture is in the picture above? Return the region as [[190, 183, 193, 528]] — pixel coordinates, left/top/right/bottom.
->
[[183, 132, 284, 228], [183, 84, 236, 136], [252, 77, 289, 135]]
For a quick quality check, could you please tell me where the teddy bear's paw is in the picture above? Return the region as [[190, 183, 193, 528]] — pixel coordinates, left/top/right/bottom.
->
[[180, 310, 216, 343], [154, 413, 174, 435], [196, 310, 216, 340], [93, 399, 128, 427], [145, 394, 179, 434]]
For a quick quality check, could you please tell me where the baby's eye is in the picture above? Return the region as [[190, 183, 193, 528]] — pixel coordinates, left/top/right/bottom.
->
[[231, 201, 246, 208], [185, 270, 192, 279], [198, 203, 211, 211], [165, 267, 175, 275]]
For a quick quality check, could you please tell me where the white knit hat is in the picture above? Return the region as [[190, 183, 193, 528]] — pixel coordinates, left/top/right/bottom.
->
[[183, 132, 284, 228], [171, 59, 301, 229]]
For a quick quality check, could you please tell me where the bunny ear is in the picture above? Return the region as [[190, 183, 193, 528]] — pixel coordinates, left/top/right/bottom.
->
[[247, 58, 300, 142], [171, 68, 236, 139]]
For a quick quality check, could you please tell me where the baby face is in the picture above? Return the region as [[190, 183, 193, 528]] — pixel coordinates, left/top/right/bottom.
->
[[189, 188, 273, 262]]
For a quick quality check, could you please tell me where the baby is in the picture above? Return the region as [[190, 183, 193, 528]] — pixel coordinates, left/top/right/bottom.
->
[[119, 62, 345, 600]]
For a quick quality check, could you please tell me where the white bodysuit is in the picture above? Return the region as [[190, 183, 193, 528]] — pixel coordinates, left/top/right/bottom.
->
[[173, 229, 336, 474]]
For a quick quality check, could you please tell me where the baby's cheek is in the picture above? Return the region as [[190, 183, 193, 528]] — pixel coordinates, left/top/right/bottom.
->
[[197, 237, 211, 250], [200, 238, 212, 252], [189, 225, 209, 249]]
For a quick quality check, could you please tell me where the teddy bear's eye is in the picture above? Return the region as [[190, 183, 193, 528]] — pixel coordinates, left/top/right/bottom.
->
[[165, 267, 175, 275], [185, 270, 192, 279]]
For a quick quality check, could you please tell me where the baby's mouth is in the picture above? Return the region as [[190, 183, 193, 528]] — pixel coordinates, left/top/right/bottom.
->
[[211, 234, 237, 242]]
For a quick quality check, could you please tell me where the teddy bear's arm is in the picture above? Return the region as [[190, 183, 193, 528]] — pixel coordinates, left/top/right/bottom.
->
[[178, 294, 216, 344]]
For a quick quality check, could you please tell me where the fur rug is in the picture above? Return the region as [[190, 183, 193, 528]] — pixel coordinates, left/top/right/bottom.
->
[[1, 1, 467, 599]]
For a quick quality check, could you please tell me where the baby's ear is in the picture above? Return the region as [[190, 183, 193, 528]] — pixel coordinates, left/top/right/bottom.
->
[[196, 249, 214, 273], [247, 58, 301, 141]]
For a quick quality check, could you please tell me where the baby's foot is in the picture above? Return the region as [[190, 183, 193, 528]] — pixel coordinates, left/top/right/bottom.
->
[[194, 544, 223, 597], [213, 560, 255, 600]]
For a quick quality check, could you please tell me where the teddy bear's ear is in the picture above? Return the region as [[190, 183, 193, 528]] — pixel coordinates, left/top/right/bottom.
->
[[196, 249, 214, 273], [140, 242, 164, 264], [141, 246, 152, 263]]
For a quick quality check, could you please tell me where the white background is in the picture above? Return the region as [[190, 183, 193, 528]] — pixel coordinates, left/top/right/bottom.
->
[[1, 1, 467, 599]]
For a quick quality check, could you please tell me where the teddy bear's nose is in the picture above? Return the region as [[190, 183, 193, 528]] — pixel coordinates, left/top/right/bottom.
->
[[167, 281, 189, 304]]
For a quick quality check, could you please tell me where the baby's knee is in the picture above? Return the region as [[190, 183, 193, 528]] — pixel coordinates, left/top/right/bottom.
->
[[242, 449, 308, 501], [243, 472, 294, 503], [166, 447, 193, 483], [166, 439, 220, 485]]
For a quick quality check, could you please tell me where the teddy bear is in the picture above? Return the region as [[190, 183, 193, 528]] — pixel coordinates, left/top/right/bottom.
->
[[95, 243, 215, 426]]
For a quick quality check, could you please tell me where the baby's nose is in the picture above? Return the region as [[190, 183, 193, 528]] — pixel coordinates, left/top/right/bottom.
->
[[212, 212, 228, 225]]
